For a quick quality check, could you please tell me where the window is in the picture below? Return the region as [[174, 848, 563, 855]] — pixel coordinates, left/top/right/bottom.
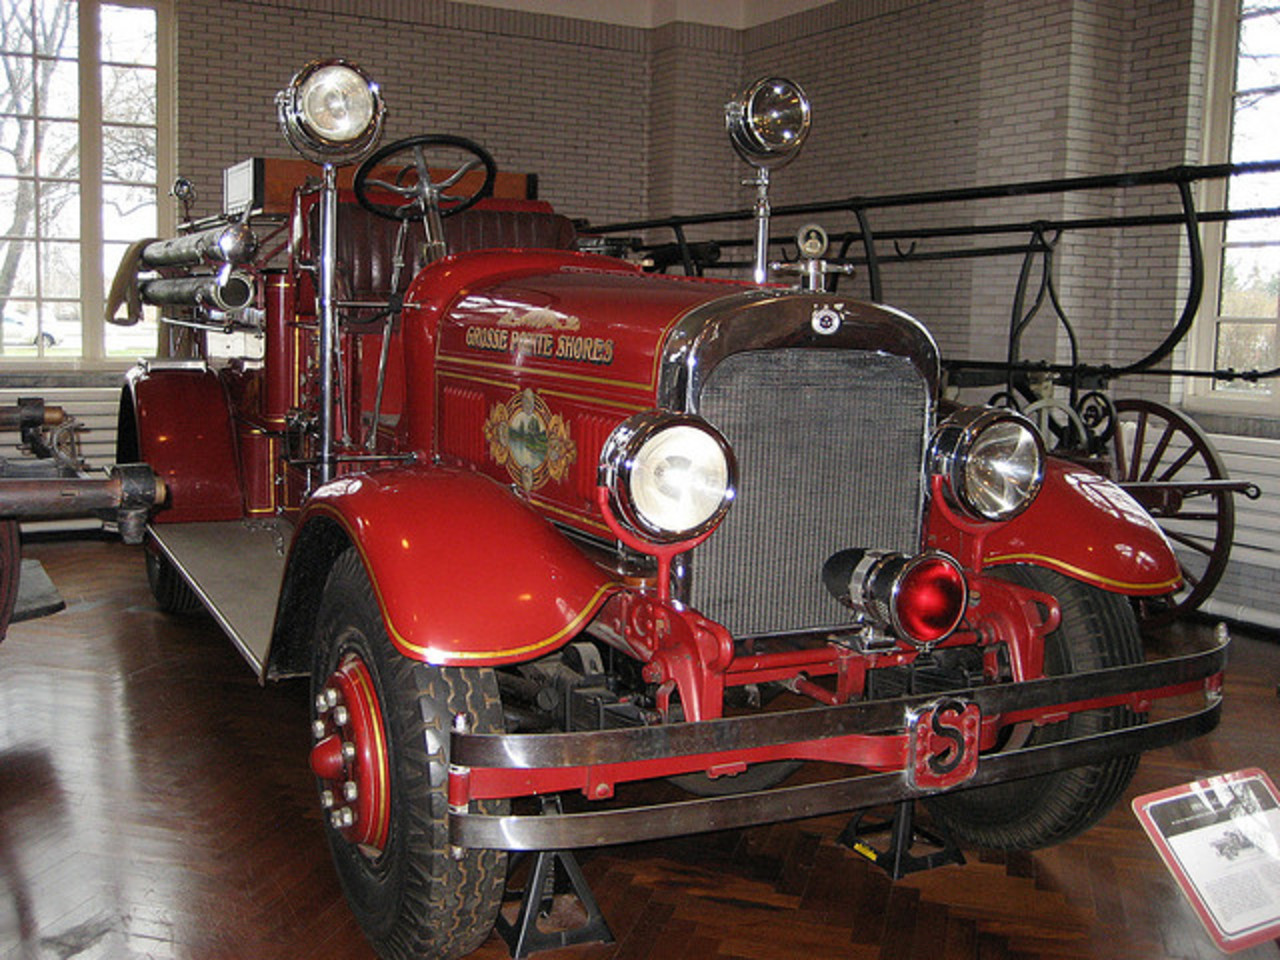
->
[[0, 0, 171, 366]]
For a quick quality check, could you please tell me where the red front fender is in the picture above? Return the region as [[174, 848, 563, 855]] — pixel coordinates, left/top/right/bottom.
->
[[927, 459, 1181, 595], [295, 465, 620, 666]]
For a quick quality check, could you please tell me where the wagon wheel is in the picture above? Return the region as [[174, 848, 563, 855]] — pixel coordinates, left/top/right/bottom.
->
[[1076, 390, 1116, 447], [1022, 397, 1091, 453], [1109, 398, 1234, 625]]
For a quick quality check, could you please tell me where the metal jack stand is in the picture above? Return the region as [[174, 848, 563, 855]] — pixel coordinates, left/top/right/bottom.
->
[[495, 796, 614, 959], [838, 800, 965, 879]]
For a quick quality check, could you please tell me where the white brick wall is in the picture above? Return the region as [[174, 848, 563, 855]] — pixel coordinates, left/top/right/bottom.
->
[[647, 22, 741, 227], [168, 0, 1208, 352], [728, 0, 1208, 389], [173, 0, 661, 225]]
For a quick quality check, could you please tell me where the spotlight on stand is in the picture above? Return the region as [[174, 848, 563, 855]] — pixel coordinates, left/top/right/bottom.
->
[[725, 77, 811, 284], [276, 59, 385, 484]]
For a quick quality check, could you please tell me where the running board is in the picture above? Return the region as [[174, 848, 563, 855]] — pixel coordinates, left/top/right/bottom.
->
[[149, 519, 291, 675]]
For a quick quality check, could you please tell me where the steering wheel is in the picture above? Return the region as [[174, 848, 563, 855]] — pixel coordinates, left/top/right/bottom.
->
[[353, 134, 497, 221]]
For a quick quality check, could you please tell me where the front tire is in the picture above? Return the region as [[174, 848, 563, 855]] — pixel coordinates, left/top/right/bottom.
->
[[926, 565, 1144, 851], [311, 548, 507, 960], [0, 519, 19, 638]]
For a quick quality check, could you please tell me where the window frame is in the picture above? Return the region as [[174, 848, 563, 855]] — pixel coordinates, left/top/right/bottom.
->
[[1189, 0, 1280, 417], [0, 0, 173, 371]]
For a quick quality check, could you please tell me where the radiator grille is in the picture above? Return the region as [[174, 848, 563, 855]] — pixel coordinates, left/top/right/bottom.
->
[[690, 349, 929, 638]]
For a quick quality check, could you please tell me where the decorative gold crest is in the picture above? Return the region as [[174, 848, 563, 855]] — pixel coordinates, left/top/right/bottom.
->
[[483, 388, 577, 491], [495, 307, 581, 332]]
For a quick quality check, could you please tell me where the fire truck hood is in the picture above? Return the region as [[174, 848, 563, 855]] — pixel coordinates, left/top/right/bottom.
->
[[422, 251, 754, 406]]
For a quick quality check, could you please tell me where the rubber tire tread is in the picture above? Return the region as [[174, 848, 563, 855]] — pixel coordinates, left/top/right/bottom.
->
[[670, 760, 802, 796], [314, 548, 507, 960], [145, 547, 204, 614], [670, 684, 802, 796], [0, 519, 19, 639], [926, 566, 1143, 851]]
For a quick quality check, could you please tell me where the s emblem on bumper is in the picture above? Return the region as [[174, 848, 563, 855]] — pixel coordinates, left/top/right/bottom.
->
[[907, 698, 981, 790]]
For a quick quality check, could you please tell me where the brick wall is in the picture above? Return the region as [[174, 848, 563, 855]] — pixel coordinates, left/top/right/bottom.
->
[[173, 0, 1209, 347], [174, 0, 658, 225], [647, 22, 741, 227], [731, 0, 1208, 395], [168, 0, 1218, 422]]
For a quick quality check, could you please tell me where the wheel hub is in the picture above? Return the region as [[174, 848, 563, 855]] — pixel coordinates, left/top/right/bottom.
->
[[310, 652, 390, 852]]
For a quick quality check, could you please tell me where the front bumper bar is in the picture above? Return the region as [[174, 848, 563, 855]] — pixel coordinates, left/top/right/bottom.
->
[[448, 637, 1227, 850]]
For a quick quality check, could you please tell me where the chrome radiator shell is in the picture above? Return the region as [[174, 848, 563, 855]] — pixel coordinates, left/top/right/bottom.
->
[[694, 348, 929, 637], [657, 292, 939, 638]]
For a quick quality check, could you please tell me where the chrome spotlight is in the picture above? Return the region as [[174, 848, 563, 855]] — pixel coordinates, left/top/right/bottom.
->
[[930, 407, 1046, 522], [725, 77, 811, 283], [277, 59, 385, 167], [725, 77, 811, 170]]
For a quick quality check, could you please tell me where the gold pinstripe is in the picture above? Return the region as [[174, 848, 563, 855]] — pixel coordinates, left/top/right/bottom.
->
[[984, 552, 1182, 593]]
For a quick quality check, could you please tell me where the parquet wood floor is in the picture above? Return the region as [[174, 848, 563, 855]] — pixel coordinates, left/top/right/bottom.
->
[[1, 536, 1277, 960]]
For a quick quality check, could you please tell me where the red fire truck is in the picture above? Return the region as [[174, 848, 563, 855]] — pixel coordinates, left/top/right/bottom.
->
[[112, 61, 1225, 960]]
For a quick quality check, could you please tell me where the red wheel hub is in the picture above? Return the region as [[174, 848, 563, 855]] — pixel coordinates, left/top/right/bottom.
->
[[310, 652, 391, 852]]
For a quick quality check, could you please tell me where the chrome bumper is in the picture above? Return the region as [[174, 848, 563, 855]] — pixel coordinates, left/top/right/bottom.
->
[[448, 637, 1227, 850]]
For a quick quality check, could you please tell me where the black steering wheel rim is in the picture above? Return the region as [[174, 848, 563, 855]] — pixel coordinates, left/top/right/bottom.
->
[[353, 134, 497, 221]]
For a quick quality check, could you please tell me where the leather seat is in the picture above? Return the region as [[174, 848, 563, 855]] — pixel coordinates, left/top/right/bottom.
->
[[327, 200, 578, 303]]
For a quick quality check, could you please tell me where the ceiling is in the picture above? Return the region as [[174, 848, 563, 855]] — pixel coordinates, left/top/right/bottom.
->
[[451, 0, 836, 29]]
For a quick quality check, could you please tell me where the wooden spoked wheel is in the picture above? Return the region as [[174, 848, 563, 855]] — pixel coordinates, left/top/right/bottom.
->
[[1109, 398, 1235, 625]]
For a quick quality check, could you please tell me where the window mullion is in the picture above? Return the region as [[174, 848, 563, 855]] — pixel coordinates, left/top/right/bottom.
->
[[1191, 0, 1238, 403], [78, 0, 104, 365], [155, 1, 174, 238]]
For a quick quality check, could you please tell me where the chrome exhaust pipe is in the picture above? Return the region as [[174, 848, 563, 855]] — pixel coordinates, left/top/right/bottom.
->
[[141, 222, 258, 267], [140, 269, 256, 312]]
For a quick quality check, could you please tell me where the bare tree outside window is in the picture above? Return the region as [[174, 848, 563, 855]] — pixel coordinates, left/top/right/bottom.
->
[[100, 2, 160, 360], [1, 0, 160, 362]]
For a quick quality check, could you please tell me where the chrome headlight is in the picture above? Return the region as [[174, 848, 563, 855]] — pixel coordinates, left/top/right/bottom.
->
[[930, 408, 1045, 521], [277, 60, 385, 166], [599, 411, 737, 544], [725, 77, 811, 169]]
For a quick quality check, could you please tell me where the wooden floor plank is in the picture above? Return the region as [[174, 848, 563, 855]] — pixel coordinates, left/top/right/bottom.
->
[[1, 537, 1278, 960]]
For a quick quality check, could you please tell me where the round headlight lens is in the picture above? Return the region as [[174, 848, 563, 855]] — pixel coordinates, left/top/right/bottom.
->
[[299, 64, 377, 144], [600, 412, 737, 544], [726, 77, 811, 169], [631, 425, 730, 534], [749, 80, 810, 149], [931, 408, 1045, 521], [278, 60, 385, 165]]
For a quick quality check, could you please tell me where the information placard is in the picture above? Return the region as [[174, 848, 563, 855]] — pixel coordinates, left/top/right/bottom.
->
[[1133, 768, 1280, 953]]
